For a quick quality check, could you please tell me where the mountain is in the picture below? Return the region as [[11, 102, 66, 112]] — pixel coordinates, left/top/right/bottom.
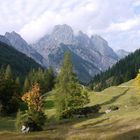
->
[[32, 24, 118, 82], [0, 35, 11, 46], [116, 49, 130, 59], [46, 43, 100, 82], [4, 32, 48, 67], [0, 41, 41, 78], [89, 49, 140, 91]]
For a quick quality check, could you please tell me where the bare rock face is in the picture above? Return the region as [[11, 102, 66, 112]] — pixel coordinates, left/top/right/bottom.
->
[[0, 24, 123, 82], [0, 35, 11, 46], [51, 24, 75, 45], [116, 49, 130, 59], [5, 31, 48, 67], [32, 24, 119, 82]]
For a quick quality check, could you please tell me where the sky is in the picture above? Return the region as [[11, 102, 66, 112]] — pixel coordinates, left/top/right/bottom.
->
[[0, 0, 140, 51]]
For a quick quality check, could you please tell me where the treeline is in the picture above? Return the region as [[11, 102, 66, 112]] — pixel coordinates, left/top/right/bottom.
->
[[89, 49, 140, 91], [16, 52, 91, 131], [0, 41, 41, 81], [0, 65, 20, 115], [23, 67, 55, 94], [0, 65, 55, 116]]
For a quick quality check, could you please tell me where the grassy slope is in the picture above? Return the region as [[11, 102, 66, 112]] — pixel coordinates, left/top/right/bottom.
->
[[1, 79, 140, 139]]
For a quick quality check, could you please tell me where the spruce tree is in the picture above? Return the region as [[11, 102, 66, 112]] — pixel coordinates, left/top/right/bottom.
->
[[5, 65, 12, 80], [55, 52, 89, 119], [0, 66, 20, 115], [23, 77, 30, 92], [15, 77, 21, 93]]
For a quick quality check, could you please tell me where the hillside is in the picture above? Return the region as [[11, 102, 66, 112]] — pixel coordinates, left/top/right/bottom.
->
[[90, 49, 140, 91], [46, 44, 99, 82], [116, 49, 130, 59], [32, 24, 119, 82], [1, 80, 140, 139], [4, 31, 48, 67], [0, 41, 41, 78]]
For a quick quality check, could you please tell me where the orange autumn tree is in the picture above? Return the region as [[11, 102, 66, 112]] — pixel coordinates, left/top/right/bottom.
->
[[22, 83, 43, 112], [16, 83, 46, 131]]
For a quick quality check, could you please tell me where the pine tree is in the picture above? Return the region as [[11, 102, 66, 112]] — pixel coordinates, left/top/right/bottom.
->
[[55, 52, 89, 119], [23, 77, 30, 92], [15, 77, 21, 93], [0, 65, 20, 115], [4, 65, 12, 80], [44, 67, 55, 92]]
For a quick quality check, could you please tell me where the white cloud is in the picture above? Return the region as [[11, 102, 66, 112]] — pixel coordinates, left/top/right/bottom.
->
[[106, 17, 140, 32], [0, 0, 140, 51]]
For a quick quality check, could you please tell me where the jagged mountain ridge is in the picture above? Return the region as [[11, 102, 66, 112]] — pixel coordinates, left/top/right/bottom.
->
[[116, 49, 130, 59], [0, 32, 48, 67], [32, 24, 119, 82], [0, 24, 128, 82], [0, 41, 41, 78]]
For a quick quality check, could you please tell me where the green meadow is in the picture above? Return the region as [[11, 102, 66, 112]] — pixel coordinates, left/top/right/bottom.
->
[[1, 79, 140, 140]]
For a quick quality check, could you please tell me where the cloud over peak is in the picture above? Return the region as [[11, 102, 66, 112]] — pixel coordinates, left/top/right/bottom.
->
[[0, 0, 140, 51]]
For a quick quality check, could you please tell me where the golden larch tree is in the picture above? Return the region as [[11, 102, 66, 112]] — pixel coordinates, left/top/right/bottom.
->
[[22, 83, 43, 112]]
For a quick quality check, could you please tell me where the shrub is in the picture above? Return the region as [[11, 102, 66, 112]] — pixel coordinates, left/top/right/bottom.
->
[[15, 110, 46, 132], [16, 83, 46, 132], [15, 110, 28, 131], [61, 104, 101, 119], [25, 110, 46, 131]]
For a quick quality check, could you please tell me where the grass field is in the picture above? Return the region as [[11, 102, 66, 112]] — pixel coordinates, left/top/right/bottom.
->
[[1, 79, 140, 139]]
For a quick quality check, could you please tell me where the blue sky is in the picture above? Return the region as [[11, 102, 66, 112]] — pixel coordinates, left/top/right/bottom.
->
[[0, 0, 140, 51]]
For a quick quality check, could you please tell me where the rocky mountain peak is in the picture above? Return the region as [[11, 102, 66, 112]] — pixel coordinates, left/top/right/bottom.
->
[[5, 31, 28, 46], [4, 31, 48, 67], [91, 35, 108, 47], [78, 31, 89, 40], [31, 24, 120, 81], [5, 31, 31, 55], [91, 35, 118, 59], [116, 49, 130, 59], [0, 35, 11, 46], [51, 24, 74, 45]]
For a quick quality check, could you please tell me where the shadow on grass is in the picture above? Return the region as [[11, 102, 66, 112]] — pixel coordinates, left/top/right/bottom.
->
[[112, 129, 140, 140], [100, 88, 129, 106], [81, 117, 109, 128]]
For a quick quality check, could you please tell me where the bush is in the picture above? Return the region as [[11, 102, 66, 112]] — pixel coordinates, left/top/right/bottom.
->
[[61, 104, 101, 119], [108, 105, 119, 111], [17, 83, 46, 132], [15, 110, 28, 131], [26, 110, 46, 131], [15, 110, 46, 132]]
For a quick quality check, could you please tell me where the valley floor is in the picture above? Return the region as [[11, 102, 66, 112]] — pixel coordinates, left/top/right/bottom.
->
[[1, 80, 140, 140]]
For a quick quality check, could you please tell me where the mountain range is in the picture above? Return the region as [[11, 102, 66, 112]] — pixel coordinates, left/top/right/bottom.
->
[[90, 48, 140, 91], [0, 41, 41, 79], [116, 49, 130, 59], [0, 24, 129, 82]]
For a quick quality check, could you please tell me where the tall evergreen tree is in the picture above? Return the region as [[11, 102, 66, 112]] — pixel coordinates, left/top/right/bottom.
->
[[90, 49, 140, 91], [15, 77, 21, 93], [0, 65, 20, 115], [23, 77, 30, 92], [26, 68, 55, 94], [55, 52, 89, 119], [5, 65, 12, 80]]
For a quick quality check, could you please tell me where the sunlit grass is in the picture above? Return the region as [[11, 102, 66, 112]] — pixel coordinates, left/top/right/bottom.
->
[[1, 80, 140, 139]]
